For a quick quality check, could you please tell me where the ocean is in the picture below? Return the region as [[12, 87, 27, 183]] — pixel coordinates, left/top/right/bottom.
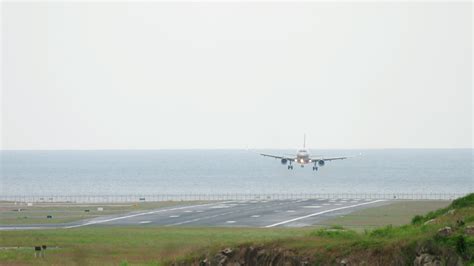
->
[[1, 149, 472, 196]]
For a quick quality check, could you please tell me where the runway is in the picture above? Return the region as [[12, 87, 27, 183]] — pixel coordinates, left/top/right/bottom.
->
[[0, 199, 389, 230]]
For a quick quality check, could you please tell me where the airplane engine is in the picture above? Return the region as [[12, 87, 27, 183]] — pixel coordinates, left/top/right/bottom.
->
[[318, 160, 325, 166], [281, 158, 288, 165]]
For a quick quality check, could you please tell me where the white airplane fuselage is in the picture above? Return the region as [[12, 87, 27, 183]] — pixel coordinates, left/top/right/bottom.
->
[[295, 149, 311, 165]]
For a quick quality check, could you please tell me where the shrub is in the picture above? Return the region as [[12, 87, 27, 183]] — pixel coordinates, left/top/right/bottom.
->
[[451, 193, 474, 209], [456, 235, 466, 256], [310, 228, 358, 239], [370, 225, 394, 238], [330, 225, 344, 230], [411, 215, 424, 225]]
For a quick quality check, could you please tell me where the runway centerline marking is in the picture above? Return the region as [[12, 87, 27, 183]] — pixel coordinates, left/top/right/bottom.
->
[[264, 200, 385, 228]]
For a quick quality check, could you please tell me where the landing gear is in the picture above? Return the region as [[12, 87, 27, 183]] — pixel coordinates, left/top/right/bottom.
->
[[313, 166, 318, 171], [287, 164, 294, 170]]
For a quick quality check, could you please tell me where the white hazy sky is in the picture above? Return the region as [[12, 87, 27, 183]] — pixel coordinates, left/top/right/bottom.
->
[[1, 2, 472, 149]]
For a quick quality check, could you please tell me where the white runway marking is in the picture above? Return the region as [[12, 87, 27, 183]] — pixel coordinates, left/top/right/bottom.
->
[[286, 210, 296, 212], [226, 221, 236, 223], [166, 211, 235, 226], [264, 200, 385, 228], [139, 221, 151, 224], [303, 206, 321, 208], [251, 215, 260, 218], [184, 210, 193, 213], [63, 202, 223, 229], [169, 215, 180, 218], [210, 205, 231, 209]]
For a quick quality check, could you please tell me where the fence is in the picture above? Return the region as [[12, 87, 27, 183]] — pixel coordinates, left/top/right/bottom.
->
[[0, 193, 466, 203]]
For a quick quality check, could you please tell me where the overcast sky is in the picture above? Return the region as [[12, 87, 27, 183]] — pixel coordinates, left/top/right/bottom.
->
[[2, 2, 472, 149]]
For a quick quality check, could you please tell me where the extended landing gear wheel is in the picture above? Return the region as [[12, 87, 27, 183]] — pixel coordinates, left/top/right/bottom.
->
[[313, 166, 318, 171], [288, 165, 294, 170]]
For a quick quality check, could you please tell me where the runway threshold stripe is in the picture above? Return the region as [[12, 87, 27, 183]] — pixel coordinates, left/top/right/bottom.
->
[[264, 200, 385, 228]]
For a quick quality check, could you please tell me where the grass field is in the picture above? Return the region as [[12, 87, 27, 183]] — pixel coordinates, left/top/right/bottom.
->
[[0, 227, 312, 265], [1, 197, 472, 265], [0, 201, 207, 225], [321, 200, 451, 229]]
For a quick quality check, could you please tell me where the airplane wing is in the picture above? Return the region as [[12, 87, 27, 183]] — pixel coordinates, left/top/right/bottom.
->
[[310, 156, 348, 161], [260, 153, 295, 161]]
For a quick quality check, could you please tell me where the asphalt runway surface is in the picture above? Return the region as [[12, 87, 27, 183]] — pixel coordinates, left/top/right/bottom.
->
[[1, 199, 390, 230]]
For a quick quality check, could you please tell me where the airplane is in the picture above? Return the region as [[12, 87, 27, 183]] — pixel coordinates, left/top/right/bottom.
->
[[260, 135, 348, 171]]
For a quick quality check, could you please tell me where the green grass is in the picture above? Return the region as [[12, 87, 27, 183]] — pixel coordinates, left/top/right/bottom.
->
[[0, 201, 207, 225], [0, 227, 312, 265], [320, 200, 451, 229], [1, 196, 473, 265], [411, 194, 474, 225]]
